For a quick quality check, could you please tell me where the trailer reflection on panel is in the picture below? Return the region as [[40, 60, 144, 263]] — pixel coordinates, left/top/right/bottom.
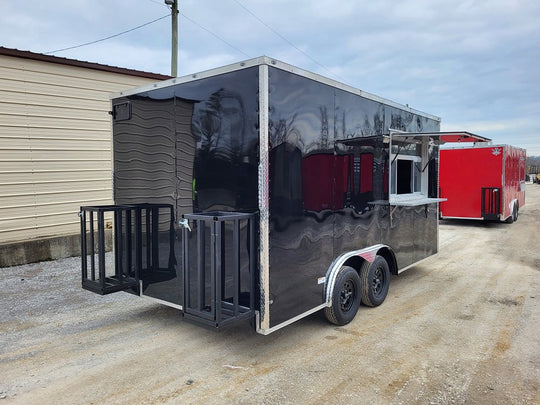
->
[[79, 56, 479, 334]]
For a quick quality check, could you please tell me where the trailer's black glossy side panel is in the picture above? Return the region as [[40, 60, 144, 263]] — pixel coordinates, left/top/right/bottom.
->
[[112, 68, 259, 306], [413, 204, 438, 263], [267, 67, 440, 328], [383, 206, 415, 268], [267, 69, 335, 326]]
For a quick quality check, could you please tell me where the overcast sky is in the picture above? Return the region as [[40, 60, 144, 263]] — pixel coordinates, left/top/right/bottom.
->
[[1, 0, 539, 154]]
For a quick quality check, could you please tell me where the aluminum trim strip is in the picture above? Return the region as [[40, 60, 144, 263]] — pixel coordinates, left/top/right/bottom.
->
[[258, 64, 271, 330], [110, 56, 269, 99], [256, 304, 327, 335], [140, 293, 184, 311], [397, 254, 437, 274]]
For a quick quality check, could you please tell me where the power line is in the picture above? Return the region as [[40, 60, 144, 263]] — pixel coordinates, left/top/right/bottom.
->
[[46, 14, 170, 55], [231, 0, 347, 83], [149, 0, 251, 65], [178, 11, 251, 59]]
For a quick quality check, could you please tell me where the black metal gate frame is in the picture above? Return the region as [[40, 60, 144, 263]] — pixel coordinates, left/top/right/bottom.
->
[[182, 211, 256, 328], [80, 204, 174, 295]]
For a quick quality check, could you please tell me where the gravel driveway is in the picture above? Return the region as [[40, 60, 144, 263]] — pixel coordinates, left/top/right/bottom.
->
[[1, 185, 539, 404]]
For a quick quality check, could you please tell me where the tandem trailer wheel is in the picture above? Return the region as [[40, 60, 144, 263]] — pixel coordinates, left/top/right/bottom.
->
[[324, 266, 361, 326], [360, 256, 390, 307]]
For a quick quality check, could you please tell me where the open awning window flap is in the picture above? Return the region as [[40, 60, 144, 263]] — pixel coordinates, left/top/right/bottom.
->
[[390, 131, 491, 144]]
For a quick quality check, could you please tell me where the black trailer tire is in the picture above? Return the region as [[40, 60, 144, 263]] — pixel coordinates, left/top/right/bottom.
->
[[360, 256, 390, 307], [324, 266, 361, 326]]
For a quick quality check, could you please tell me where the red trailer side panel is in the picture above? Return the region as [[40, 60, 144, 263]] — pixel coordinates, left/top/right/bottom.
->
[[502, 146, 526, 219], [439, 147, 503, 219]]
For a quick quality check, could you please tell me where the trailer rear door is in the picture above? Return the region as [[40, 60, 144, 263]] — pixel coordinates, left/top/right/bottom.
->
[[440, 146, 503, 219]]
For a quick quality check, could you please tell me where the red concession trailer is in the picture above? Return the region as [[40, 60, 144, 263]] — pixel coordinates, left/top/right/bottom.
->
[[439, 144, 526, 223]]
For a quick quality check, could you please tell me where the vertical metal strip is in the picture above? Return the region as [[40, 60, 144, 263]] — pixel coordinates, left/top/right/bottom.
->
[[220, 221, 226, 305], [168, 207, 175, 269], [98, 211, 106, 286], [183, 224, 190, 309], [126, 209, 132, 278], [89, 211, 95, 281], [146, 209, 151, 269], [135, 208, 142, 284], [110, 100, 116, 203], [115, 209, 123, 280], [198, 220, 205, 311], [258, 63, 271, 330], [421, 138, 429, 195], [152, 207, 159, 270], [214, 220, 221, 325], [436, 146, 440, 251], [232, 218, 240, 316], [80, 209, 87, 282], [249, 215, 255, 311]]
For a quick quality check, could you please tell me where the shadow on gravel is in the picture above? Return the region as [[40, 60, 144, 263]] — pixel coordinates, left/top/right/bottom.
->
[[439, 219, 510, 229]]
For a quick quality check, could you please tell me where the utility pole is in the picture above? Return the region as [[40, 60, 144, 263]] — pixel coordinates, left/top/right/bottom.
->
[[165, 0, 178, 77]]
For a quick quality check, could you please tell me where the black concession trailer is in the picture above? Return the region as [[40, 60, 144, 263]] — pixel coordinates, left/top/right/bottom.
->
[[80, 56, 469, 334]]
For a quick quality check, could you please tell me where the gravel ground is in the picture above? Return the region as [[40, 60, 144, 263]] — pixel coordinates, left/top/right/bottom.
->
[[1, 185, 539, 404]]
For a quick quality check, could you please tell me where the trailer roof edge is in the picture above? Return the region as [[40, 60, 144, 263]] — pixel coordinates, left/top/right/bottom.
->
[[110, 56, 267, 99], [110, 56, 440, 122]]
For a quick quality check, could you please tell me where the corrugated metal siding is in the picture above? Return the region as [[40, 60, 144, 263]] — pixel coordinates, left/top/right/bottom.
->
[[0, 54, 161, 243]]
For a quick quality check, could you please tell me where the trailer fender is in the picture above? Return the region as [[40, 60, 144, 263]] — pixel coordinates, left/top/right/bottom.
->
[[324, 244, 396, 306], [506, 199, 519, 223], [508, 199, 518, 215]]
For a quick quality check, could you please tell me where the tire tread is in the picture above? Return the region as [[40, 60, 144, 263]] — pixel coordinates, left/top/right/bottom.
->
[[324, 266, 361, 326]]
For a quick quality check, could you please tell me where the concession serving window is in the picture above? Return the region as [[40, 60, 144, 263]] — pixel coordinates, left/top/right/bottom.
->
[[389, 132, 443, 206]]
